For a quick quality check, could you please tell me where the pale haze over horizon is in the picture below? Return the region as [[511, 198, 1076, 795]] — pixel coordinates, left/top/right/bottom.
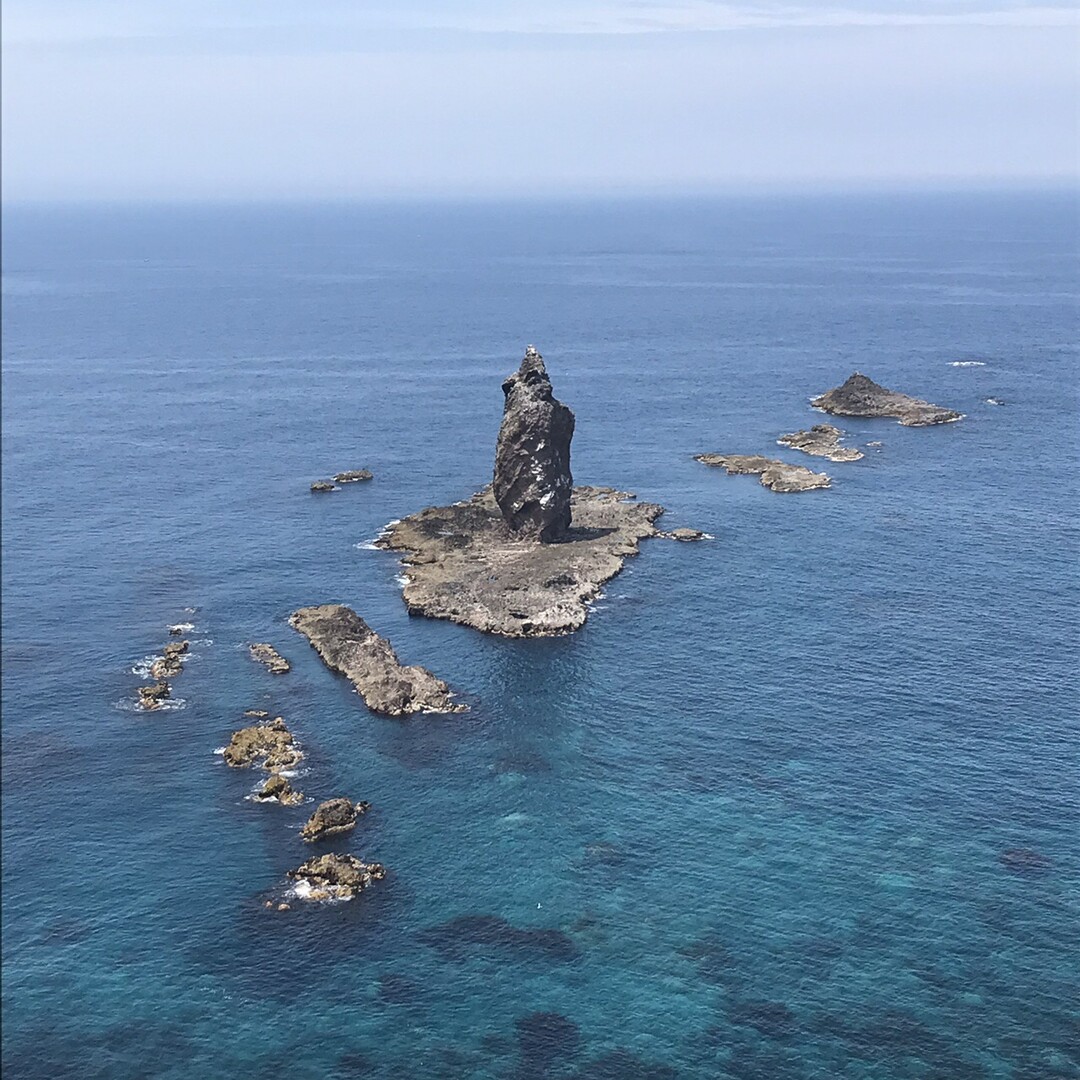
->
[[2, 0, 1078, 202]]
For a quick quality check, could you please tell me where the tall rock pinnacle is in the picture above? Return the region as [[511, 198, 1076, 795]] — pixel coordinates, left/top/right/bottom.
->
[[493, 346, 575, 542]]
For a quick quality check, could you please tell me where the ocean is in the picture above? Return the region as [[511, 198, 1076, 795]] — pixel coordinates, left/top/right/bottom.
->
[[2, 193, 1078, 1079]]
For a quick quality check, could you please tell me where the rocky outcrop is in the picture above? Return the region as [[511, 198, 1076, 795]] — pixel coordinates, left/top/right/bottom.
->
[[493, 347, 575, 543], [168, 622, 194, 636], [150, 640, 189, 679], [288, 853, 386, 901], [223, 715, 303, 771], [138, 681, 171, 710], [334, 469, 373, 483], [777, 424, 864, 462], [376, 486, 665, 637], [255, 773, 305, 806], [310, 480, 336, 493], [812, 373, 961, 426], [301, 797, 370, 841], [249, 643, 290, 674], [661, 528, 710, 542], [696, 454, 830, 493], [289, 604, 466, 715]]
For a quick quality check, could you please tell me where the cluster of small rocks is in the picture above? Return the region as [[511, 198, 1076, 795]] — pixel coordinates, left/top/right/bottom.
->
[[249, 642, 290, 674], [310, 468, 374, 492], [697, 372, 962, 494], [135, 627, 193, 711]]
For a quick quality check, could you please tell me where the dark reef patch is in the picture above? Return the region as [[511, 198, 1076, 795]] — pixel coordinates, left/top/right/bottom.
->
[[514, 1011, 582, 1078], [417, 914, 579, 962]]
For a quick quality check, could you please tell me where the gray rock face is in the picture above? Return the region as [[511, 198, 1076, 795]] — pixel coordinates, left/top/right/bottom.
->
[[376, 486, 664, 637], [695, 454, 831, 493], [812, 373, 961, 426], [493, 347, 575, 543], [289, 604, 466, 715], [301, 797, 369, 842]]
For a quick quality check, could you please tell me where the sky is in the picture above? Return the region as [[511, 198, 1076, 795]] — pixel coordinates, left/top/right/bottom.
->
[[2, 0, 1078, 200]]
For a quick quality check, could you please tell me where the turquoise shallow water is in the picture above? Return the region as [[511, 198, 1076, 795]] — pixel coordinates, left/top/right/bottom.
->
[[2, 194, 1079, 1079]]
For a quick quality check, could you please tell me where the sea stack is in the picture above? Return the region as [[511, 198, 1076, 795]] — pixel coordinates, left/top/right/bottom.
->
[[493, 346, 575, 543]]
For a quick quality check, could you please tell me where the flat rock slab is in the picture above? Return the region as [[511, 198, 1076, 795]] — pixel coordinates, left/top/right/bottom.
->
[[696, 454, 830, 493], [812, 372, 961, 426], [376, 485, 665, 637], [290, 603, 466, 715], [777, 424, 864, 462]]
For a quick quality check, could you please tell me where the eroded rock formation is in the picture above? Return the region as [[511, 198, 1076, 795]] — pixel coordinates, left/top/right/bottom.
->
[[301, 797, 370, 841], [334, 470, 373, 483], [289, 604, 466, 715], [249, 643, 290, 674], [493, 346, 575, 543], [288, 853, 386, 901], [777, 424, 864, 462], [695, 454, 830, 493], [376, 486, 664, 636], [812, 373, 961, 426], [223, 715, 303, 771], [255, 773, 305, 806]]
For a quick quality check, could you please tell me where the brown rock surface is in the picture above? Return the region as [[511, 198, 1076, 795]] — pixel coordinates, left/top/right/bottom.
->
[[290, 604, 465, 715]]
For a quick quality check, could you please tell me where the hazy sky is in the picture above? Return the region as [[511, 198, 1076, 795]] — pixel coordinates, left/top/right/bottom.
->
[[3, 0, 1078, 200]]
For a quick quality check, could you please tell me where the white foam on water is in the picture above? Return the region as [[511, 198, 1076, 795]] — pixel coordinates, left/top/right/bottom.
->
[[354, 540, 381, 550], [395, 574, 411, 588], [168, 622, 195, 634], [950, 360, 986, 367], [131, 656, 158, 678], [501, 811, 529, 825], [213, 747, 226, 756], [984, 398, 1005, 406]]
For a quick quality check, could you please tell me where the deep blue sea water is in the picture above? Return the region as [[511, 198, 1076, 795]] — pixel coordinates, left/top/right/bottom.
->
[[2, 193, 1079, 1080]]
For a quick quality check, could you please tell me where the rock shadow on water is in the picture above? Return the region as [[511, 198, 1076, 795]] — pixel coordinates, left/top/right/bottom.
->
[[513, 1011, 582, 1079], [999, 847, 1053, 876], [679, 932, 733, 985], [417, 914, 579, 963]]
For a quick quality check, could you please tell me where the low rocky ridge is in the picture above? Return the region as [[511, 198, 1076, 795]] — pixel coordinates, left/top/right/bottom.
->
[[812, 372, 961, 426], [301, 797, 369, 841], [334, 469, 373, 483], [660, 527, 711, 542], [377, 485, 665, 637], [777, 423, 864, 462], [310, 480, 336, 493], [288, 853, 386, 901], [695, 454, 831, 493], [290, 603, 466, 715], [249, 642, 290, 673], [223, 715, 304, 771]]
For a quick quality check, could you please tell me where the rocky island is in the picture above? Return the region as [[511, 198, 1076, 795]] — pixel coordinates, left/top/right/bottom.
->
[[375, 347, 675, 637], [288, 853, 386, 901], [334, 469, 373, 484], [290, 604, 466, 715], [777, 424, 864, 462], [223, 715, 304, 771], [695, 454, 831, 493], [301, 797, 370, 841], [812, 372, 962, 426], [255, 773, 305, 806]]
